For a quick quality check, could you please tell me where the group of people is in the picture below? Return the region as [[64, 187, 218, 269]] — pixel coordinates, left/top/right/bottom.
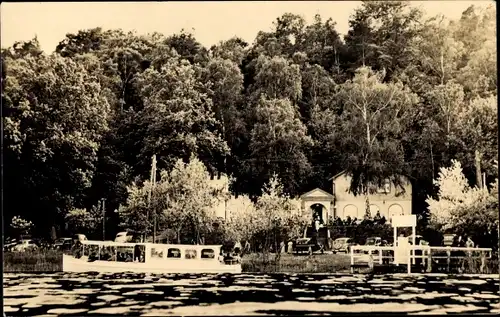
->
[[218, 242, 244, 264], [454, 235, 475, 248]]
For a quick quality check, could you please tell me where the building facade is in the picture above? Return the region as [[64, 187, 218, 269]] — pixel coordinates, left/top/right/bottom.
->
[[301, 171, 413, 222]]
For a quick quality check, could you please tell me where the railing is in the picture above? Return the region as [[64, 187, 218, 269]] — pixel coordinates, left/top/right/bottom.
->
[[350, 245, 493, 274], [350, 246, 394, 272]]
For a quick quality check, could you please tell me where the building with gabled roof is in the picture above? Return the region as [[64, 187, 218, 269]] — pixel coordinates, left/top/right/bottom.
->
[[300, 171, 412, 224]]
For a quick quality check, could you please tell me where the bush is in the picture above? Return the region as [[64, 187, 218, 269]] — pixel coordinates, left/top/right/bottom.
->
[[4, 250, 63, 272], [242, 252, 351, 273]]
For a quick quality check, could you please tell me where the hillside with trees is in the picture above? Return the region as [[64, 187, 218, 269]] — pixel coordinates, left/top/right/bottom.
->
[[2, 1, 497, 249]]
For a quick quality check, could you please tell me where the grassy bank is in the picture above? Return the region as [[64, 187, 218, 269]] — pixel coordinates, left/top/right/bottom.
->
[[4, 250, 63, 272], [4, 250, 497, 274], [241, 253, 352, 273]]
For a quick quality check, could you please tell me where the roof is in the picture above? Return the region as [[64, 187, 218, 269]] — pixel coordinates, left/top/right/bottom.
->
[[329, 170, 413, 182], [300, 188, 334, 199], [329, 170, 347, 181]]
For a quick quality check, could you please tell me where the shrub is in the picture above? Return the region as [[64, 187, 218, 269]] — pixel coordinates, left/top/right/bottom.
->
[[242, 253, 351, 273], [4, 250, 63, 272]]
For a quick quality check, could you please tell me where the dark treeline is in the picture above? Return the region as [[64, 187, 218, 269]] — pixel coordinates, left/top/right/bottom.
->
[[2, 1, 497, 239]]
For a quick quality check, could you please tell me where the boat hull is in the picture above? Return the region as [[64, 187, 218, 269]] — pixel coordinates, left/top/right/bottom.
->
[[63, 254, 242, 274]]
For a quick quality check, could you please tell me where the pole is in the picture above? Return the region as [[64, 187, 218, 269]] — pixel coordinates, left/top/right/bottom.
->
[[147, 155, 156, 243], [412, 226, 416, 265], [102, 198, 106, 241], [152, 155, 157, 243]]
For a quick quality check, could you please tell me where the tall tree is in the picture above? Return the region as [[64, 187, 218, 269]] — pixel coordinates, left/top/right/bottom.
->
[[249, 55, 302, 104], [335, 67, 419, 196], [164, 29, 209, 66], [345, 1, 424, 80], [247, 96, 313, 196], [457, 96, 498, 187], [300, 14, 346, 75], [410, 15, 464, 88], [3, 53, 111, 236], [210, 37, 248, 66], [134, 56, 229, 177]]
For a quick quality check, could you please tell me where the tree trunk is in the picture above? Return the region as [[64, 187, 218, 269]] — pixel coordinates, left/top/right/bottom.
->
[[430, 142, 435, 179], [475, 149, 483, 189], [440, 50, 445, 85]]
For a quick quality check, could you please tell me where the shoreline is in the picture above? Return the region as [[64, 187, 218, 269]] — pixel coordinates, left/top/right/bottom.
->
[[4, 250, 498, 275]]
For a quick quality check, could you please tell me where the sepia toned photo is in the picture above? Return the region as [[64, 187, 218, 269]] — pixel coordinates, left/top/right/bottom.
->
[[1, 1, 498, 315]]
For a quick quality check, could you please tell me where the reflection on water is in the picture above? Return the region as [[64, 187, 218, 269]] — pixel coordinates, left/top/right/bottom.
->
[[3, 272, 499, 315]]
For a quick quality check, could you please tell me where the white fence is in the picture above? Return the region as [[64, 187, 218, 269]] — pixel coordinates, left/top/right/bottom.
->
[[350, 245, 493, 274]]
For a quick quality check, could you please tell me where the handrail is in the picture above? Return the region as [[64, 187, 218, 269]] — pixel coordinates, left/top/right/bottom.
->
[[81, 240, 223, 249], [351, 245, 492, 252], [351, 245, 394, 251], [349, 244, 493, 274]]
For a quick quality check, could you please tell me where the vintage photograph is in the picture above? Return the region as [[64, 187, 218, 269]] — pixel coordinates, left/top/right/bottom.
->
[[2, 0, 498, 315]]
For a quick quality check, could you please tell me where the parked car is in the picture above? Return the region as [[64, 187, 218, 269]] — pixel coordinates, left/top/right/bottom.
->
[[294, 237, 324, 255], [73, 234, 88, 243], [365, 237, 383, 246], [362, 237, 390, 254], [332, 237, 355, 254], [31, 238, 51, 250], [408, 235, 429, 246], [12, 239, 38, 252], [54, 238, 73, 251], [115, 231, 133, 243], [4, 238, 19, 252]]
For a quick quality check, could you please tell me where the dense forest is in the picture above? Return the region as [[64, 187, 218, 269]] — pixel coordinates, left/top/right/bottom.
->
[[2, 1, 497, 241]]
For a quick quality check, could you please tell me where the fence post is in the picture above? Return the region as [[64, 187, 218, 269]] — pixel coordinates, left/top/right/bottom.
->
[[426, 248, 432, 273], [447, 247, 451, 272], [368, 253, 374, 272], [407, 246, 411, 274], [379, 247, 383, 265], [350, 247, 354, 274], [480, 252, 486, 273]]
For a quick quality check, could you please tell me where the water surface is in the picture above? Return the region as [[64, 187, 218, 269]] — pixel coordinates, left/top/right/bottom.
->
[[4, 272, 499, 315]]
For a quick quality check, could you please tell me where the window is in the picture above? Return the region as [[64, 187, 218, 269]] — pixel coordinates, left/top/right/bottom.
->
[[167, 248, 181, 258], [185, 249, 197, 259], [377, 179, 391, 194], [369, 204, 380, 218], [388, 204, 404, 219], [201, 249, 215, 259], [343, 204, 358, 219], [134, 245, 146, 263], [117, 246, 134, 262], [87, 244, 100, 261], [150, 248, 164, 259], [99, 245, 117, 261]]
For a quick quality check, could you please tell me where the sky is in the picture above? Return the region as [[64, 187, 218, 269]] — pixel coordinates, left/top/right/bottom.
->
[[1, 1, 494, 53]]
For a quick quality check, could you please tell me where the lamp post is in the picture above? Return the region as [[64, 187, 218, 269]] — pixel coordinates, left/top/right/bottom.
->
[[102, 198, 106, 241]]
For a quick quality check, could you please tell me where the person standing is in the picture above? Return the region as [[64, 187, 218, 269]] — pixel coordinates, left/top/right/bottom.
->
[[466, 236, 475, 248], [466, 236, 475, 257]]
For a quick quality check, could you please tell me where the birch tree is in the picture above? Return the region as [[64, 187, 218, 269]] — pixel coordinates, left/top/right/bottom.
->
[[336, 67, 418, 197], [426, 160, 498, 248]]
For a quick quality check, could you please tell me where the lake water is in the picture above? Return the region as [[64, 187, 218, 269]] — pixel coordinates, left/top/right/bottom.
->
[[4, 272, 499, 315]]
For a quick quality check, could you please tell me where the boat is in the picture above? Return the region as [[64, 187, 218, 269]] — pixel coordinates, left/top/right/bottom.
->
[[63, 240, 242, 274]]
